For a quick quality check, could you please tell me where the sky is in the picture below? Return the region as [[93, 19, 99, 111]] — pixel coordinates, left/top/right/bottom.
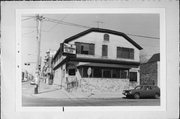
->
[[21, 14, 160, 75]]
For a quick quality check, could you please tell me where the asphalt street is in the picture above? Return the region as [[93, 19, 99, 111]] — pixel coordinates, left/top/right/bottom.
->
[[22, 96, 160, 106], [22, 81, 160, 106]]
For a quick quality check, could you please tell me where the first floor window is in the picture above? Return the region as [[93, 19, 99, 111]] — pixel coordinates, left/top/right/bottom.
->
[[112, 69, 120, 78], [80, 66, 130, 79], [120, 70, 127, 78], [130, 72, 137, 82], [69, 69, 76, 76], [82, 67, 93, 77], [93, 67, 102, 78], [103, 69, 111, 78]]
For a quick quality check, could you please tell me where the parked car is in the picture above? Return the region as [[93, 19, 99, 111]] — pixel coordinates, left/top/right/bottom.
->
[[123, 85, 160, 99]]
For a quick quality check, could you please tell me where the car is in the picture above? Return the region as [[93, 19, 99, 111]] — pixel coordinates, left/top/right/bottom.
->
[[122, 85, 160, 99]]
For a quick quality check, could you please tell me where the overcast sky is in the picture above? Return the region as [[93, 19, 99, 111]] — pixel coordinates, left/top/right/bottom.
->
[[22, 14, 160, 74]]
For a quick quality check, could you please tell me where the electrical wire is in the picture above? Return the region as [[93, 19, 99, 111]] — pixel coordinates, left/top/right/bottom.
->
[[43, 17, 91, 29], [43, 16, 160, 40], [22, 30, 35, 35], [22, 15, 160, 48], [126, 33, 160, 39], [45, 15, 69, 32], [22, 17, 35, 21]]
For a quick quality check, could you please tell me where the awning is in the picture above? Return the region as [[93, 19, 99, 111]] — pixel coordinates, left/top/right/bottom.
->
[[77, 62, 138, 69]]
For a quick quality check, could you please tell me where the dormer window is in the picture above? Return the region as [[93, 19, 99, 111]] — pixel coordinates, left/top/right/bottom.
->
[[104, 34, 109, 41]]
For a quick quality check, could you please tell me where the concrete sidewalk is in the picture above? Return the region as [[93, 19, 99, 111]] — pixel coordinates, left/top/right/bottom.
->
[[23, 81, 124, 99]]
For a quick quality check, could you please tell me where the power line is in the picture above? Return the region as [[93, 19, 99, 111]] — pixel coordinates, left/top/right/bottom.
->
[[22, 15, 160, 43], [43, 16, 160, 40], [22, 30, 35, 35], [126, 33, 159, 39], [45, 15, 69, 32], [43, 17, 91, 29], [22, 16, 35, 21]]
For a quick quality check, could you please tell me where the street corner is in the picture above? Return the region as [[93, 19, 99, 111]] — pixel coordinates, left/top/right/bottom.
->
[[28, 87, 72, 99]]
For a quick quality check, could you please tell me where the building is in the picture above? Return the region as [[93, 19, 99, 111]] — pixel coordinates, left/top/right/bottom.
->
[[52, 28, 143, 93], [42, 50, 56, 84], [140, 53, 160, 87]]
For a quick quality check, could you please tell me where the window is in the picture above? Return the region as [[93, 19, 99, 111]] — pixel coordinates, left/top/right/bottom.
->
[[117, 47, 134, 59], [82, 67, 88, 77], [103, 69, 111, 78], [93, 67, 102, 78], [135, 86, 143, 90], [112, 69, 120, 78], [130, 72, 137, 82], [102, 45, 108, 57], [82, 67, 93, 77], [104, 34, 109, 41], [80, 67, 129, 79], [75, 42, 95, 55], [120, 70, 127, 78], [69, 69, 75, 76]]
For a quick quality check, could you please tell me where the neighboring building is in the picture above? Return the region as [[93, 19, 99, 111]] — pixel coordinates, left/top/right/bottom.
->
[[42, 50, 56, 84], [52, 28, 143, 93], [140, 53, 160, 87]]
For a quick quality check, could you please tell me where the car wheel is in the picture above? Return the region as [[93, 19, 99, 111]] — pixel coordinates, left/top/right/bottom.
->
[[155, 93, 160, 99], [134, 93, 140, 99]]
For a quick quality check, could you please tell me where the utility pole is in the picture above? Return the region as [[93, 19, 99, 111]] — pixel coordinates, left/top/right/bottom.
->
[[34, 14, 44, 94]]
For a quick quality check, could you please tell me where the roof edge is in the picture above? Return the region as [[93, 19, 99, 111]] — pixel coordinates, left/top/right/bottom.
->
[[63, 28, 143, 50]]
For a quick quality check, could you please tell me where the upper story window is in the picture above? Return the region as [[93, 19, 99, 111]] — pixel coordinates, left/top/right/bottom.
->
[[104, 34, 109, 41], [102, 45, 108, 57], [117, 47, 134, 59], [75, 42, 95, 55]]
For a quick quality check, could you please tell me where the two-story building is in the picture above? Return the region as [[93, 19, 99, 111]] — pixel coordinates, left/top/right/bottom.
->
[[52, 28, 142, 93]]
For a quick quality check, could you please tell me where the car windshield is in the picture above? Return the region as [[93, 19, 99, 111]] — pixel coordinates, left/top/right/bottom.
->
[[135, 86, 142, 90]]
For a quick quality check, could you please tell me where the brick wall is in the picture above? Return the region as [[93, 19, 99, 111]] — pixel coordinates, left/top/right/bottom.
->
[[78, 78, 129, 93]]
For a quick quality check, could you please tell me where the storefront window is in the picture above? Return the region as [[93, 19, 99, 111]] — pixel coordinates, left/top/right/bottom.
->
[[80, 66, 129, 79], [82, 67, 93, 77], [93, 67, 102, 78], [120, 70, 127, 78], [112, 69, 120, 78], [103, 69, 111, 78]]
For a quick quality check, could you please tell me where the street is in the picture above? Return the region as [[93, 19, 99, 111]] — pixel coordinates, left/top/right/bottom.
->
[[22, 96, 160, 106], [22, 81, 160, 106]]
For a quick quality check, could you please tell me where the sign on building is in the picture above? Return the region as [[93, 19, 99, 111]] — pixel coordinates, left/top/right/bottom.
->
[[63, 43, 76, 55]]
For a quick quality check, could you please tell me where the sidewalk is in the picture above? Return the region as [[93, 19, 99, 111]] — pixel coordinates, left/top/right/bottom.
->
[[23, 81, 124, 99]]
